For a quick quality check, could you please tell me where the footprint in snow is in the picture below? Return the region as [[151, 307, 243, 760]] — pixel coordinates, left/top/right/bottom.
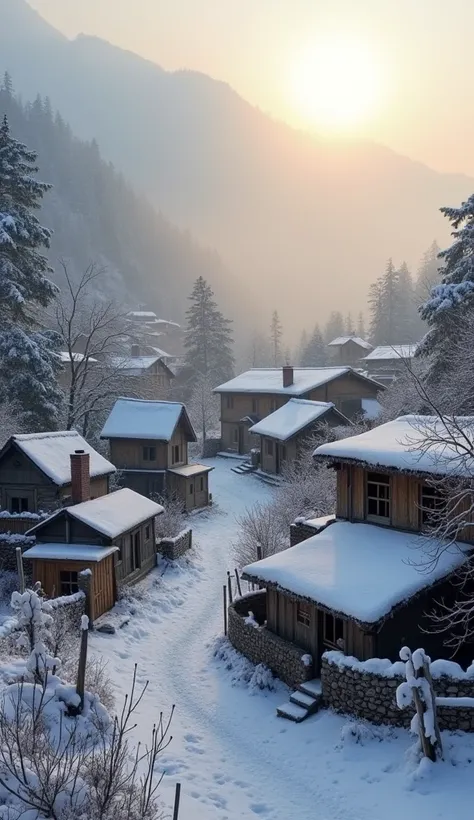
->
[[250, 803, 270, 815], [184, 733, 202, 743]]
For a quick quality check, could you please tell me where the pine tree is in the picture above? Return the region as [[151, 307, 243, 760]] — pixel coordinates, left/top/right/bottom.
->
[[270, 310, 283, 366], [324, 311, 344, 343], [356, 312, 366, 340], [0, 115, 62, 428], [184, 276, 234, 385], [344, 312, 355, 336], [296, 329, 308, 366], [396, 261, 419, 342], [416, 240, 441, 302], [419, 197, 474, 379], [301, 324, 326, 366], [2, 72, 13, 97]]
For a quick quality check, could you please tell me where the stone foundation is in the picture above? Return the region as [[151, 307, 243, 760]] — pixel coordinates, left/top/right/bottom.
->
[[228, 592, 313, 688], [322, 653, 474, 731], [159, 528, 192, 560]]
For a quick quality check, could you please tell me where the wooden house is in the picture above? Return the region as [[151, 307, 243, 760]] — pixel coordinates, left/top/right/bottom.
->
[[241, 414, 474, 680], [362, 344, 418, 385], [327, 336, 372, 366], [0, 431, 115, 514], [109, 351, 175, 399], [248, 399, 350, 475], [100, 398, 213, 510], [23, 451, 164, 620], [214, 365, 383, 454]]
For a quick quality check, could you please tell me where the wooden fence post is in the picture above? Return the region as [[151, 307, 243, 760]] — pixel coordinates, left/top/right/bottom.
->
[[223, 585, 227, 635], [227, 571, 233, 604], [423, 659, 443, 759], [16, 547, 25, 594], [234, 568, 242, 597], [172, 782, 181, 820], [76, 616, 89, 712], [411, 663, 436, 762]]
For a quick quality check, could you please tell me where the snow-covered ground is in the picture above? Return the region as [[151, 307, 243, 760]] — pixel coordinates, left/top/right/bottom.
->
[[91, 458, 474, 819]]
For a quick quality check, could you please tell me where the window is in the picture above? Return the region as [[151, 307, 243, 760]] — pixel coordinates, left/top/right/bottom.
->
[[143, 446, 156, 462], [225, 395, 234, 410], [200, 476, 204, 492], [172, 444, 180, 464], [189, 483, 194, 495], [265, 439, 274, 456], [60, 571, 79, 596], [133, 531, 141, 571], [145, 525, 150, 540], [232, 428, 239, 444], [115, 540, 123, 565], [296, 604, 311, 627], [10, 497, 29, 514], [252, 398, 259, 414], [367, 472, 390, 521], [280, 445, 287, 462], [323, 612, 344, 648], [420, 484, 443, 529]]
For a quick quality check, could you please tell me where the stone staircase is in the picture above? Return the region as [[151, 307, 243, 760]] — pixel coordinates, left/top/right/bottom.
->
[[230, 460, 255, 475], [276, 679, 322, 723], [254, 471, 281, 488]]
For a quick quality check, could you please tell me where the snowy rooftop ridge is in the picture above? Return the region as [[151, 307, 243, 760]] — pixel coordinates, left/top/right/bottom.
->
[[100, 397, 196, 442], [109, 355, 161, 371], [248, 399, 347, 441], [9, 431, 115, 485], [66, 488, 163, 539], [364, 344, 418, 361], [327, 336, 372, 350], [314, 414, 474, 477], [242, 521, 468, 624], [214, 367, 380, 396], [23, 544, 119, 562]]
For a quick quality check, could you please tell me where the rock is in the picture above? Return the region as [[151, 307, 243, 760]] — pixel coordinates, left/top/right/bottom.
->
[[97, 622, 116, 634]]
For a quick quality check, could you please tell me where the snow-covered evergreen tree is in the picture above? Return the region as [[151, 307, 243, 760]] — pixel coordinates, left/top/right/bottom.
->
[[269, 310, 283, 366], [396, 261, 419, 342], [356, 311, 366, 340], [184, 276, 234, 386], [419, 197, 474, 380], [415, 240, 441, 302], [301, 324, 326, 366], [323, 311, 344, 343], [0, 115, 62, 428], [295, 329, 308, 365], [344, 312, 355, 335]]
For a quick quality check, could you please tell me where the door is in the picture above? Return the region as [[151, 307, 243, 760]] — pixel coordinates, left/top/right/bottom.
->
[[238, 425, 245, 455], [275, 446, 281, 475]]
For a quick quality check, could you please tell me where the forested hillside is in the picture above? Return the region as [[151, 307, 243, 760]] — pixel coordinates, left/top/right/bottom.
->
[[0, 80, 228, 320]]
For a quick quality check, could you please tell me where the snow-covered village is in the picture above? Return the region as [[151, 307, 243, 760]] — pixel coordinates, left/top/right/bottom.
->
[[3, 3, 474, 818]]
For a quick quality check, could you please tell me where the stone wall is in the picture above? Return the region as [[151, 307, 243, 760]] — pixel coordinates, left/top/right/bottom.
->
[[159, 528, 192, 560], [290, 521, 320, 546], [228, 591, 313, 688], [322, 653, 474, 731], [0, 535, 35, 580]]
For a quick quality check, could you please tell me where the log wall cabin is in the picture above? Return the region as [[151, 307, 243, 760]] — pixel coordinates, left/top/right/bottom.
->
[[215, 365, 382, 454]]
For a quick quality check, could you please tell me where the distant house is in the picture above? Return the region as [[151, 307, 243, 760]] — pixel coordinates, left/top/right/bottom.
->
[[109, 350, 175, 398], [235, 414, 474, 687], [126, 312, 185, 359], [101, 398, 213, 510], [214, 365, 383, 454], [0, 431, 115, 514], [362, 344, 418, 384], [327, 336, 372, 366], [248, 399, 350, 474], [24, 451, 163, 620]]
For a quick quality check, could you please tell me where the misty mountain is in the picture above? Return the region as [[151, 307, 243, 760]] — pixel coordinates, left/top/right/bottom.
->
[[0, 83, 229, 323], [2, 0, 474, 332]]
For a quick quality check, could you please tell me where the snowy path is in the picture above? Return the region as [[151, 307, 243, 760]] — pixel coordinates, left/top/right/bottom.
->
[[92, 459, 474, 820]]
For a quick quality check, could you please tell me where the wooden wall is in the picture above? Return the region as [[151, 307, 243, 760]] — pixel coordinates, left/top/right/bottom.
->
[[168, 427, 188, 467], [168, 472, 209, 510], [114, 518, 156, 583], [30, 556, 116, 620], [109, 439, 169, 470]]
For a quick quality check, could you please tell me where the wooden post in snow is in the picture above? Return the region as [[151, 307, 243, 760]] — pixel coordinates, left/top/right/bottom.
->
[[227, 571, 233, 604], [172, 782, 181, 820], [256, 544, 262, 561], [423, 659, 443, 759], [16, 547, 25, 594], [223, 585, 227, 635], [234, 568, 242, 597], [76, 615, 89, 712]]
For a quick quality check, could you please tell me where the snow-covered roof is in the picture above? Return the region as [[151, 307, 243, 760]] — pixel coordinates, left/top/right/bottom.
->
[[67, 488, 164, 538], [58, 352, 98, 363], [150, 346, 173, 359], [248, 399, 345, 441], [214, 367, 374, 396], [23, 544, 118, 562], [9, 431, 116, 486], [314, 414, 474, 477], [168, 463, 214, 477], [101, 398, 196, 442], [364, 345, 418, 361], [109, 355, 160, 372], [242, 521, 468, 624], [128, 311, 157, 320], [327, 336, 372, 350]]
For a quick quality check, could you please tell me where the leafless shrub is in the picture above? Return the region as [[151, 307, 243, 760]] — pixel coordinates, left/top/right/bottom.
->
[[154, 492, 185, 540], [234, 501, 286, 567]]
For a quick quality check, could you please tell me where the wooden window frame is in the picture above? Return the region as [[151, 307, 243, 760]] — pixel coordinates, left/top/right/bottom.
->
[[189, 483, 194, 496], [366, 471, 391, 523], [172, 444, 180, 464], [10, 496, 29, 514], [419, 483, 444, 530], [252, 398, 259, 414], [225, 395, 234, 410], [143, 445, 157, 462], [265, 439, 274, 456], [323, 611, 344, 649], [296, 604, 311, 627], [145, 525, 150, 540], [59, 570, 79, 596], [132, 530, 141, 571], [232, 428, 239, 444], [200, 476, 204, 492]]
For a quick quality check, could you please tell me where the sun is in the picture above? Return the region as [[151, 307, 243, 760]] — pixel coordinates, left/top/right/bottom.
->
[[290, 37, 380, 132]]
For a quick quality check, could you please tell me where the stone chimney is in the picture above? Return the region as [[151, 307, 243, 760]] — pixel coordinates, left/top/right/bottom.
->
[[282, 365, 294, 388], [131, 344, 140, 357], [70, 450, 91, 505]]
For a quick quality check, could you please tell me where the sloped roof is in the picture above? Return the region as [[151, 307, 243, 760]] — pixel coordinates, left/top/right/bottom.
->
[[249, 399, 349, 441], [314, 414, 474, 477], [364, 344, 418, 361], [23, 544, 118, 562], [214, 367, 380, 396], [100, 398, 197, 442], [327, 336, 372, 350], [109, 355, 160, 372], [242, 521, 468, 624], [6, 431, 115, 486], [67, 488, 163, 539]]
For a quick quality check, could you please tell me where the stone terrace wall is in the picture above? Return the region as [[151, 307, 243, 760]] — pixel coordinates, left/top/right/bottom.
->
[[228, 591, 313, 688], [322, 653, 474, 731], [159, 528, 192, 560], [202, 437, 221, 458], [290, 521, 320, 546]]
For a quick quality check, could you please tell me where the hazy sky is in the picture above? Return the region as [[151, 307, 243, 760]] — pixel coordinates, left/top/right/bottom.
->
[[28, 0, 474, 176]]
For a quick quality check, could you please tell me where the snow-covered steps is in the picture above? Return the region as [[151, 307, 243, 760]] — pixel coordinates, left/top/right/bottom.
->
[[230, 462, 255, 475], [276, 702, 308, 722], [276, 679, 323, 722], [253, 471, 281, 487]]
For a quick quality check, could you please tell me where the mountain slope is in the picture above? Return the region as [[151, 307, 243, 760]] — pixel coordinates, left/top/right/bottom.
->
[[0, 86, 228, 322], [2, 0, 473, 331]]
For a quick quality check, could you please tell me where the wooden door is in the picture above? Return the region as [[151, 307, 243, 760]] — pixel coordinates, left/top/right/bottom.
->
[[92, 555, 116, 619]]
